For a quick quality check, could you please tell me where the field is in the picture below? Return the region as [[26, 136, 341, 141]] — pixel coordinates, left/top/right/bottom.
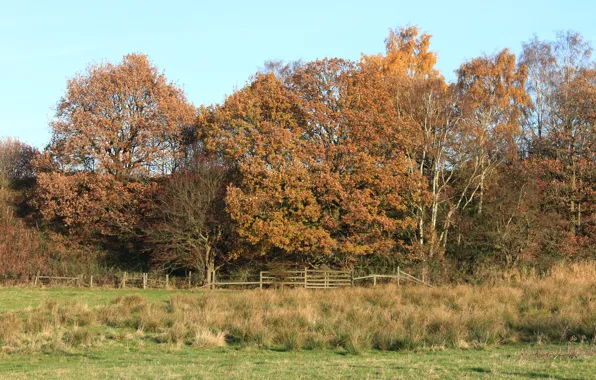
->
[[1, 342, 595, 379], [1, 264, 595, 379]]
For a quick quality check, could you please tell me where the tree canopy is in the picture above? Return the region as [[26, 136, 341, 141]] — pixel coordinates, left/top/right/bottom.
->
[[1, 26, 594, 284]]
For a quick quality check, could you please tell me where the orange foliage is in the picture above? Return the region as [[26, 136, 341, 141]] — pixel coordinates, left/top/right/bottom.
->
[[35, 54, 195, 241], [206, 58, 423, 265], [3, 26, 593, 279], [35, 172, 154, 237], [361, 26, 439, 80], [48, 54, 195, 178], [457, 49, 530, 161]]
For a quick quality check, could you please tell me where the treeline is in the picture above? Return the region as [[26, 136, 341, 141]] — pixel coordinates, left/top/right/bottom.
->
[[1, 27, 594, 284]]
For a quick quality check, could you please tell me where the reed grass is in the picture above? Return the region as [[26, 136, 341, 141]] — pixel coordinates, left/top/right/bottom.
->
[[1, 263, 595, 353]]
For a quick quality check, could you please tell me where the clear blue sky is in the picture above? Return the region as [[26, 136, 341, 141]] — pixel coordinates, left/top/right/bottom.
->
[[1, 0, 593, 148]]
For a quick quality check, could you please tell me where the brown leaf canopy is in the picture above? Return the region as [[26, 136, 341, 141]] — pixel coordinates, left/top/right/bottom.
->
[[0, 138, 38, 183], [48, 54, 195, 177], [205, 57, 424, 264]]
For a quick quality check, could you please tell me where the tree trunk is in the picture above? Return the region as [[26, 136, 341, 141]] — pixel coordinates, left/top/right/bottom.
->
[[209, 249, 215, 289], [570, 161, 577, 235], [478, 171, 485, 215], [204, 245, 214, 289]]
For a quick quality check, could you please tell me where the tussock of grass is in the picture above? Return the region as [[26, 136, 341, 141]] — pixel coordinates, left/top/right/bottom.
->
[[0, 263, 595, 353]]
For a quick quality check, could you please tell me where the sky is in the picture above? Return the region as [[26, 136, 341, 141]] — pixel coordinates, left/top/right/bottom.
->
[[1, 0, 594, 149]]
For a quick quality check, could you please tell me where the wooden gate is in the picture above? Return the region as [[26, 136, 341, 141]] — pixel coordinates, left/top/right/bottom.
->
[[259, 269, 352, 289]]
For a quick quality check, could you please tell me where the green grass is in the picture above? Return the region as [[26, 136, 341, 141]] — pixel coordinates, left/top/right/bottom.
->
[[1, 343, 595, 379], [0, 287, 199, 313]]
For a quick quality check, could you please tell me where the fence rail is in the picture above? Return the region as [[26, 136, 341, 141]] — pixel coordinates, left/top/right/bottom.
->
[[30, 267, 433, 290], [352, 271, 434, 288], [213, 267, 433, 289], [34, 275, 83, 287]]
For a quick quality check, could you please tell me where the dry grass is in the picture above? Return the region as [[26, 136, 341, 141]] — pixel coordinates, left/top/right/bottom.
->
[[1, 263, 595, 353]]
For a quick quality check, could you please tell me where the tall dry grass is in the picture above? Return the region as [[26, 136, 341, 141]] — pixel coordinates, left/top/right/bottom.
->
[[1, 263, 595, 353]]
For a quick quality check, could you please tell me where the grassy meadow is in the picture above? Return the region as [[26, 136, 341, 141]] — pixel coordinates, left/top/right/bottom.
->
[[1, 343, 595, 379], [1, 263, 595, 378]]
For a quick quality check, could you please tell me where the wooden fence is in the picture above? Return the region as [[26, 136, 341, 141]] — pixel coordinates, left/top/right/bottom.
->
[[212, 268, 353, 289], [33, 272, 180, 289], [214, 267, 433, 289], [34, 275, 83, 287], [31, 267, 433, 289]]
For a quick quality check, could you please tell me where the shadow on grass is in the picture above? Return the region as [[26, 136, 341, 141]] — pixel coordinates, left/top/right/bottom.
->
[[468, 367, 492, 374], [504, 372, 584, 380], [267, 347, 291, 353], [39, 351, 102, 361]]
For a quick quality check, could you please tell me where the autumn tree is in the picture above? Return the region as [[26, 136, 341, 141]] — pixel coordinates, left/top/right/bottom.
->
[[0, 137, 38, 237], [204, 73, 330, 261], [36, 54, 194, 241], [0, 137, 37, 187], [549, 32, 593, 238], [519, 32, 595, 250], [361, 25, 438, 80], [450, 34, 595, 268], [456, 49, 530, 215], [291, 58, 421, 264], [398, 80, 462, 261], [205, 57, 422, 267], [362, 27, 452, 263], [47, 54, 195, 177], [7, 25, 592, 281], [519, 36, 556, 148], [147, 156, 229, 285], [0, 138, 45, 280]]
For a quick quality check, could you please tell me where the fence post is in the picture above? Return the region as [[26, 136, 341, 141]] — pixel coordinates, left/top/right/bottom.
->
[[259, 271, 263, 289], [165, 274, 169, 289], [397, 266, 400, 286], [34, 272, 39, 286], [90, 275, 93, 288], [122, 272, 127, 289], [304, 267, 308, 289], [188, 271, 192, 288], [212, 269, 216, 290], [325, 271, 328, 288], [373, 275, 377, 287], [143, 273, 147, 289], [350, 270, 354, 287]]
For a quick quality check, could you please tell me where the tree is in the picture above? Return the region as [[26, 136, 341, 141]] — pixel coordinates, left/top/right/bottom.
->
[[456, 49, 530, 215], [206, 58, 422, 267], [34, 171, 154, 237], [291, 58, 421, 264], [147, 156, 229, 285], [519, 36, 556, 147], [48, 54, 195, 177], [259, 59, 303, 81], [361, 25, 438, 80], [398, 79, 461, 260], [550, 32, 593, 237], [362, 26, 450, 262], [538, 66, 596, 246], [204, 73, 330, 260], [0, 137, 37, 187], [36, 54, 194, 243], [520, 32, 595, 240]]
